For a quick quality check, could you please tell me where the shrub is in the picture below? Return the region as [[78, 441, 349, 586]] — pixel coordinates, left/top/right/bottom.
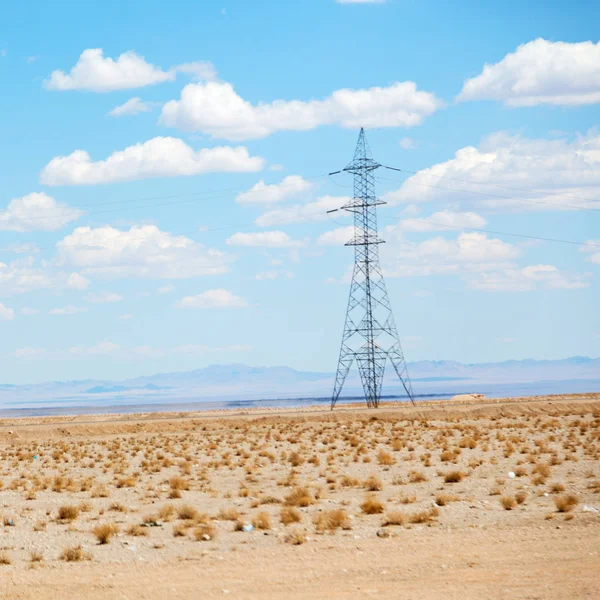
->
[[218, 507, 241, 521], [0, 553, 11, 565], [500, 495, 517, 510], [193, 523, 216, 541], [284, 487, 313, 507], [169, 476, 189, 491], [364, 475, 383, 491], [93, 523, 118, 544], [555, 494, 579, 513], [60, 546, 89, 562], [515, 491, 527, 505], [382, 511, 405, 526], [313, 509, 351, 533], [443, 471, 465, 484], [435, 493, 457, 506], [126, 524, 148, 537], [252, 512, 271, 530], [550, 482, 566, 493], [57, 505, 79, 522], [408, 470, 428, 483], [409, 507, 439, 524], [377, 450, 395, 466], [29, 551, 44, 563], [285, 528, 307, 545], [360, 495, 384, 515], [177, 505, 199, 521], [280, 506, 302, 525]]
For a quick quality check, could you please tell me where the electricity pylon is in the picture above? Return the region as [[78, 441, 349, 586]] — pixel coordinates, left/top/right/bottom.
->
[[331, 128, 414, 409]]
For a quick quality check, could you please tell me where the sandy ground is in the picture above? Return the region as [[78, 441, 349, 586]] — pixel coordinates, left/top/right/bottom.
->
[[0, 393, 599, 599]]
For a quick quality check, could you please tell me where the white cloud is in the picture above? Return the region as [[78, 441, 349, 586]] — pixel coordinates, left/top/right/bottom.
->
[[173, 61, 217, 81], [176, 289, 247, 309], [0, 192, 82, 231], [383, 232, 520, 277], [67, 272, 90, 290], [49, 305, 87, 315], [109, 97, 153, 117], [469, 265, 591, 291], [0, 302, 15, 320], [40, 137, 264, 186], [256, 195, 348, 227], [56, 225, 229, 280], [86, 291, 123, 303], [45, 49, 216, 92], [160, 80, 442, 140], [21, 307, 40, 315], [70, 341, 120, 356], [399, 137, 417, 149], [158, 284, 174, 295], [317, 225, 355, 246], [0, 257, 68, 295], [119, 314, 133, 320], [458, 39, 600, 107], [226, 231, 303, 248], [13, 347, 45, 358], [46, 49, 171, 91], [381, 131, 600, 211], [236, 175, 313, 205], [580, 239, 600, 265], [255, 269, 294, 281], [391, 210, 487, 233]]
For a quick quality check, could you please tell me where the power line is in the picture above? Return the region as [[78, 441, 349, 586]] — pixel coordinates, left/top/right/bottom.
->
[[0, 203, 342, 254], [380, 165, 600, 207], [3, 173, 330, 223], [378, 168, 600, 213], [377, 214, 600, 249]]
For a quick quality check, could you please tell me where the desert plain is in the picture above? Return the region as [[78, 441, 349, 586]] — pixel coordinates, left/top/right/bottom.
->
[[0, 393, 599, 599]]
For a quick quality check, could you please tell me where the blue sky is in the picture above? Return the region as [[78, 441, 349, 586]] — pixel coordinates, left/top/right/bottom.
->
[[0, 0, 598, 384]]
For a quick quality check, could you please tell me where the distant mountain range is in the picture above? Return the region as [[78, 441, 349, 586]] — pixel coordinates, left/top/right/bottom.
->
[[0, 357, 598, 414]]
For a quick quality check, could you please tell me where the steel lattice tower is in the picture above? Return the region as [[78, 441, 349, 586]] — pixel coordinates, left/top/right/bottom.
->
[[331, 128, 415, 409]]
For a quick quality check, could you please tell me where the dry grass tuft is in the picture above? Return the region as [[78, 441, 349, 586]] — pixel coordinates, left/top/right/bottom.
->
[[500, 495, 517, 510], [218, 507, 241, 521], [364, 475, 383, 491], [515, 491, 527, 505], [285, 528, 307, 545], [0, 553, 11, 566], [126, 524, 148, 537], [60, 545, 90, 562], [435, 493, 457, 506], [280, 506, 302, 525], [382, 511, 405, 526], [554, 494, 579, 513], [93, 523, 119, 544], [177, 505, 200, 521], [284, 486, 313, 507], [193, 523, 217, 541], [443, 470, 465, 484], [252, 512, 272, 530], [409, 507, 440, 524], [57, 505, 80, 522], [313, 509, 351, 533], [360, 494, 384, 515]]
